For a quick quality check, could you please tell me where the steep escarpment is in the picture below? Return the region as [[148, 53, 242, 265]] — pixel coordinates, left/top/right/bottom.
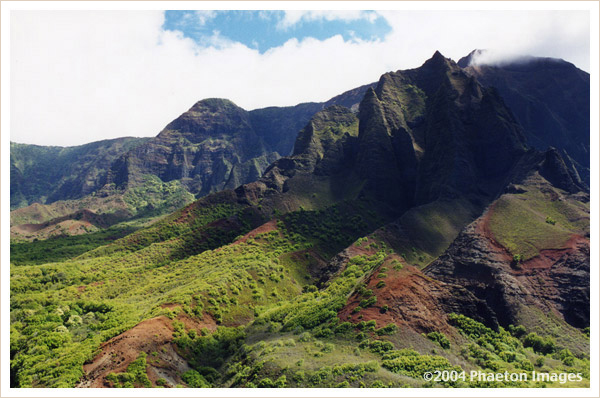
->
[[10, 137, 148, 209], [10, 86, 373, 239], [423, 157, 589, 332], [109, 99, 270, 196], [459, 50, 590, 184]]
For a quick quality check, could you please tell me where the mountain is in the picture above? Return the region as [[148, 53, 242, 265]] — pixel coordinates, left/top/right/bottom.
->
[[10, 84, 374, 240], [108, 85, 374, 199], [458, 49, 590, 184], [10, 137, 149, 210], [9, 51, 590, 389]]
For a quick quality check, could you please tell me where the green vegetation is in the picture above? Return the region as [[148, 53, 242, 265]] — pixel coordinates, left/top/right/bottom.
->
[[10, 226, 138, 265], [8, 173, 590, 389], [426, 331, 450, 349], [488, 187, 588, 260], [9, 199, 387, 387], [523, 333, 556, 355], [449, 314, 589, 386], [122, 174, 195, 217], [106, 352, 152, 388]]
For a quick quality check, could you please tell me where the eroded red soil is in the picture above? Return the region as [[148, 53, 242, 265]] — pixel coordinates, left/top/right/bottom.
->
[[78, 311, 216, 388]]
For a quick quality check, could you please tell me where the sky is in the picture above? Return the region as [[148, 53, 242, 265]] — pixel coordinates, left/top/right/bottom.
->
[[8, 6, 592, 147]]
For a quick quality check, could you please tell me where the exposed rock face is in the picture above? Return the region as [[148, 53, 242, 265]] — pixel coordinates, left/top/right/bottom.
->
[[424, 209, 590, 330], [459, 50, 590, 184], [339, 263, 499, 335], [233, 105, 360, 209], [107, 86, 375, 200], [109, 99, 272, 196], [353, 51, 527, 211], [10, 137, 148, 209], [11, 85, 374, 211]]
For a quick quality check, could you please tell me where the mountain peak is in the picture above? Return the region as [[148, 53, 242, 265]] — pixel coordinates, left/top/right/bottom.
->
[[457, 49, 486, 68], [189, 98, 241, 113], [420, 50, 454, 71]]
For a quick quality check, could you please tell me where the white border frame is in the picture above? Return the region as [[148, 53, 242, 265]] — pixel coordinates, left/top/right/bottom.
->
[[1, 2, 598, 397]]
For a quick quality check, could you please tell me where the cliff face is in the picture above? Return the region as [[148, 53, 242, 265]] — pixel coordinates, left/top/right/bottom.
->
[[10, 137, 148, 209], [354, 51, 526, 211], [423, 154, 590, 330], [109, 99, 272, 197], [459, 51, 590, 184]]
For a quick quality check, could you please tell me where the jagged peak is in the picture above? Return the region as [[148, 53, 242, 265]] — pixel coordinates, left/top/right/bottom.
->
[[421, 50, 452, 68]]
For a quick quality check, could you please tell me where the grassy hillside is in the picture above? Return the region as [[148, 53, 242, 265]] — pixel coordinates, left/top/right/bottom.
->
[[9, 198, 389, 387], [488, 181, 589, 260], [10, 193, 590, 388]]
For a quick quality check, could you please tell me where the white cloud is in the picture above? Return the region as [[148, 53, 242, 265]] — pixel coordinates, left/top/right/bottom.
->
[[9, 10, 590, 147], [195, 10, 217, 25], [277, 10, 377, 30]]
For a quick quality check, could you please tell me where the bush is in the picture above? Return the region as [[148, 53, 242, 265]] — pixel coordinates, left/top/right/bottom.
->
[[334, 322, 353, 334], [182, 370, 210, 388], [106, 352, 152, 388], [511, 254, 523, 269], [382, 353, 460, 379], [426, 331, 450, 349], [508, 324, 527, 338], [156, 378, 167, 386], [368, 340, 394, 354], [559, 349, 576, 366], [257, 377, 273, 388], [359, 296, 377, 308], [376, 323, 398, 336], [523, 333, 555, 355]]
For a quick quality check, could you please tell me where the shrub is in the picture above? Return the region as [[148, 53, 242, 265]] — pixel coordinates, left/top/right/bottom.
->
[[375, 323, 398, 336], [156, 378, 167, 386], [334, 322, 353, 334], [523, 333, 555, 355], [181, 369, 210, 388], [274, 375, 287, 388], [368, 340, 394, 354], [511, 254, 523, 269], [426, 331, 450, 349], [106, 352, 152, 388], [257, 377, 273, 388], [559, 349, 576, 366], [359, 296, 377, 308], [508, 324, 527, 338], [382, 354, 460, 379]]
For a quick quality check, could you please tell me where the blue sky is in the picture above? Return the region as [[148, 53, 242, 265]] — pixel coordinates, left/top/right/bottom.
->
[[162, 10, 391, 53]]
